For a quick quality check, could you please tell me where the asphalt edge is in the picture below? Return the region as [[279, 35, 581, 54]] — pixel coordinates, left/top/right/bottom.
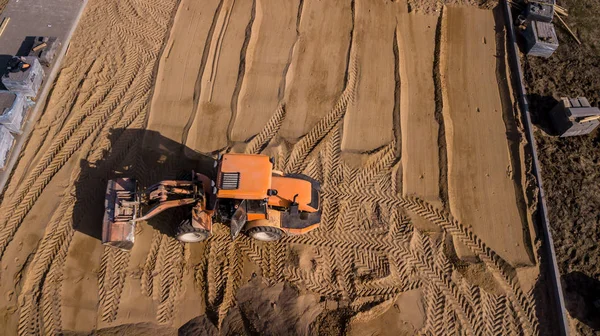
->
[[0, 0, 90, 193], [501, 1, 569, 335]]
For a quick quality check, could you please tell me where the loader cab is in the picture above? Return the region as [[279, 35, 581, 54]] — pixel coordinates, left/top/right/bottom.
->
[[215, 153, 273, 201], [214, 154, 272, 223], [214, 153, 320, 240]]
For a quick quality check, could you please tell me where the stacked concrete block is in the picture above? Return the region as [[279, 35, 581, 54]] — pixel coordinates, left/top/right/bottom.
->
[[28, 36, 61, 67], [523, 20, 559, 58], [0, 91, 30, 134], [550, 97, 600, 137], [2, 57, 44, 98], [0, 125, 14, 170]]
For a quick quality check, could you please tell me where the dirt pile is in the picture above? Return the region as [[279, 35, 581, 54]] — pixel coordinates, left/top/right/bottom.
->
[[0, 0, 548, 335]]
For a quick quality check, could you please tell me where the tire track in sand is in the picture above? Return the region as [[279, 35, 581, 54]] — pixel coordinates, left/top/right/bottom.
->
[[98, 247, 130, 323], [17, 197, 75, 336], [482, 291, 509, 335], [320, 124, 342, 232], [244, 104, 286, 154], [0, 0, 175, 258], [323, 186, 538, 333], [218, 241, 243, 326], [156, 237, 185, 324], [141, 231, 163, 298], [285, 51, 358, 174], [40, 229, 70, 335], [335, 143, 396, 232], [14, 0, 178, 333]]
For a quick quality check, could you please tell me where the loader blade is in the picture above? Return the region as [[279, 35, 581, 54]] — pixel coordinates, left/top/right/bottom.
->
[[102, 178, 138, 251]]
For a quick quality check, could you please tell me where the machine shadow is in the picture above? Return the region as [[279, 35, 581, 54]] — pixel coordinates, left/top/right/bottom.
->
[[526, 93, 560, 135], [72, 128, 216, 241], [562, 271, 600, 331]]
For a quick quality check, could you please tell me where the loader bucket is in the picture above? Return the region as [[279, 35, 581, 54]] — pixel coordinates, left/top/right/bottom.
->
[[102, 178, 138, 251]]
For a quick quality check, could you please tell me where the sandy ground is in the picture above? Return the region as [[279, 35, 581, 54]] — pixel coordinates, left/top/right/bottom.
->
[[341, 0, 398, 152], [397, 12, 443, 232], [0, 0, 547, 334], [441, 6, 534, 267], [279, 0, 352, 143], [523, 0, 600, 334]]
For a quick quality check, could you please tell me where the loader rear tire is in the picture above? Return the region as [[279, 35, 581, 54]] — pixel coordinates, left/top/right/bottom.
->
[[247, 226, 283, 242], [175, 219, 210, 243]]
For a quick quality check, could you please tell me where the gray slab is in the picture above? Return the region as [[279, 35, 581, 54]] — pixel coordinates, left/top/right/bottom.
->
[[569, 98, 581, 108], [577, 97, 591, 108], [567, 107, 600, 118]]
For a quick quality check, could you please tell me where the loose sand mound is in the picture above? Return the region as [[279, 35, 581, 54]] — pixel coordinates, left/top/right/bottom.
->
[[0, 0, 546, 335]]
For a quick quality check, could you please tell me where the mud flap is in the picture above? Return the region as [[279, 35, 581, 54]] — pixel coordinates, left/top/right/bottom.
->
[[229, 200, 247, 240]]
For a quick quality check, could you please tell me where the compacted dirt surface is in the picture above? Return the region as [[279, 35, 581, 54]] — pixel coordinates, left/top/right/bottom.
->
[[0, 0, 553, 334], [521, 0, 600, 334]]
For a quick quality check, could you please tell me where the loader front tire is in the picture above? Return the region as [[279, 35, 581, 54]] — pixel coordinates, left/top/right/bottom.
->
[[247, 226, 283, 242], [175, 219, 210, 243]]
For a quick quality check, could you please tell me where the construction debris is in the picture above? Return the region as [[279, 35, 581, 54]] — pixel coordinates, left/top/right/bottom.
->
[[550, 97, 600, 137], [555, 14, 581, 45]]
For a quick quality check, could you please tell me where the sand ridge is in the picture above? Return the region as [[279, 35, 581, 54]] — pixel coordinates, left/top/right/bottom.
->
[[229, 0, 300, 142], [397, 11, 444, 232], [279, 0, 353, 142], [441, 5, 533, 267], [341, 0, 403, 152]]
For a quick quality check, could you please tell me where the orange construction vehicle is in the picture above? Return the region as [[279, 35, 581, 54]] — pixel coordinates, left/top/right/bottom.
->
[[102, 153, 321, 250]]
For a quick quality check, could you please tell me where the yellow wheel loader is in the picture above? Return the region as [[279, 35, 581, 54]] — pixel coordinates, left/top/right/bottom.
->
[[102, 153, 321, 250]]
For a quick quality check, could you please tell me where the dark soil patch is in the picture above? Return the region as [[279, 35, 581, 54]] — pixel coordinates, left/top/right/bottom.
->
[[521, 0, 600, 334], [312, 308, 353, 336]]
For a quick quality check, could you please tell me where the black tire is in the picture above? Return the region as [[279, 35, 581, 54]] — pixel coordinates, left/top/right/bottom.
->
[[175, 218, 210, 243], [247, 226, 283, 242]]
